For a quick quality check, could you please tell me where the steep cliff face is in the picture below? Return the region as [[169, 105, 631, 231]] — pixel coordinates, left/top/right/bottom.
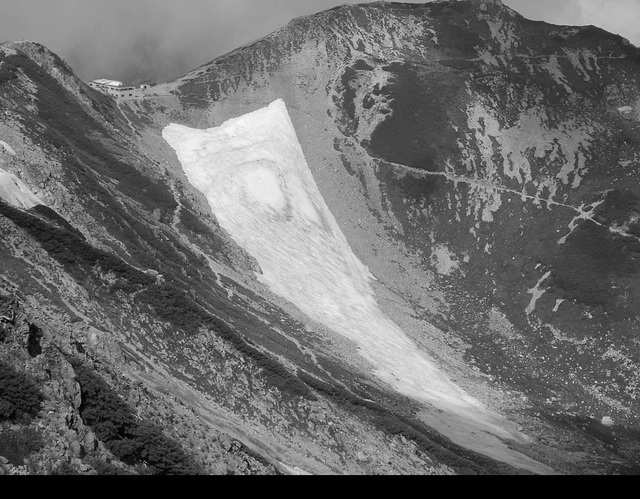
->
[[2, 0, 640, 475]]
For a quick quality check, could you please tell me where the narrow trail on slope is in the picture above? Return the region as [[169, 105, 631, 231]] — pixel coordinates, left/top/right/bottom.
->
[[386, 160, 640, 243], [116, 101, 138, 134]]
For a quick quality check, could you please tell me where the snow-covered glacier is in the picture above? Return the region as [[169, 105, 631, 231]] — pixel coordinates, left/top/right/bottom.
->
[[162, 99, 514, 438]]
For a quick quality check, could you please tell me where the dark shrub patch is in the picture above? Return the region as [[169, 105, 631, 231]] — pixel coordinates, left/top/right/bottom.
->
[[137, 283, 315, 400], [427, 0, 473, 16], [30, 205, 85, 239], [72, 362, 202, 475], [0, 361, 44, 422], [27, 324, 43, 358], [353, 59, 373, 71], [368, 62, 461, 171], [0, 199, 155, 292], [0, 52, 30, 85], [548, 191, 640, 310], [179, 208, 213, 236], [0, 427, 44, 466]]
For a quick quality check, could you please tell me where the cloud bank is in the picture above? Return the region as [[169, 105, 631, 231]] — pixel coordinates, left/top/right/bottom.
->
[[3, 0, 413, 84], [0, 0, 637, 84]]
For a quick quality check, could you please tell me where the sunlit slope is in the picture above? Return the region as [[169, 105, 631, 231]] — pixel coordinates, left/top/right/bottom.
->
[[163, 99, 516, 437], [0, 168, 42, 209]]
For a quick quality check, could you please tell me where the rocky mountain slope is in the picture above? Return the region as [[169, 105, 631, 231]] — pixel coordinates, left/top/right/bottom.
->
[[1, 0, 639, 474]]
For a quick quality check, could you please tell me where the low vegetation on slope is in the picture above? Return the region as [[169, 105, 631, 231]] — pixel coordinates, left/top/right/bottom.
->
[[71, 360, 202, 475]]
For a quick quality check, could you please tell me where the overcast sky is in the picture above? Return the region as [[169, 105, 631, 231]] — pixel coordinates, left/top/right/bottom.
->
[[0, 0, 637, 84]]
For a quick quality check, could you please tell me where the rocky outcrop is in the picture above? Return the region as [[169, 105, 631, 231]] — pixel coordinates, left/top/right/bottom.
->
[[3, 41, 117, 126]]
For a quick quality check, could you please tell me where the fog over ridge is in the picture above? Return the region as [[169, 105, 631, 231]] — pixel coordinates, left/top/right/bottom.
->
[[0, 0, 638, 85]]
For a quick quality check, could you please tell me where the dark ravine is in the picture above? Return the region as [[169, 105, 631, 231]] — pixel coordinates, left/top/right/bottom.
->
[[1, 0, 639, 474]]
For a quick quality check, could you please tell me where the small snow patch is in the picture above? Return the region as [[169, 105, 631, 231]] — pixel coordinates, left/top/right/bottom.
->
[[431, 244, 460, 275], [0, 141, 16, 157], [601, 416, 614, 427], [0, 46, 17, 56], [526, 271, 552, 315]]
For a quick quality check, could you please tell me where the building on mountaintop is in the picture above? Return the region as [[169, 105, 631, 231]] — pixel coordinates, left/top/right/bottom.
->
[[88, 78, 151, 101]]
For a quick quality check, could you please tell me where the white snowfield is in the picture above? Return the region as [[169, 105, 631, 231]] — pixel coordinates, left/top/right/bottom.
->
[[0, 168, 42, 209], [163, 100, 515, 440]]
